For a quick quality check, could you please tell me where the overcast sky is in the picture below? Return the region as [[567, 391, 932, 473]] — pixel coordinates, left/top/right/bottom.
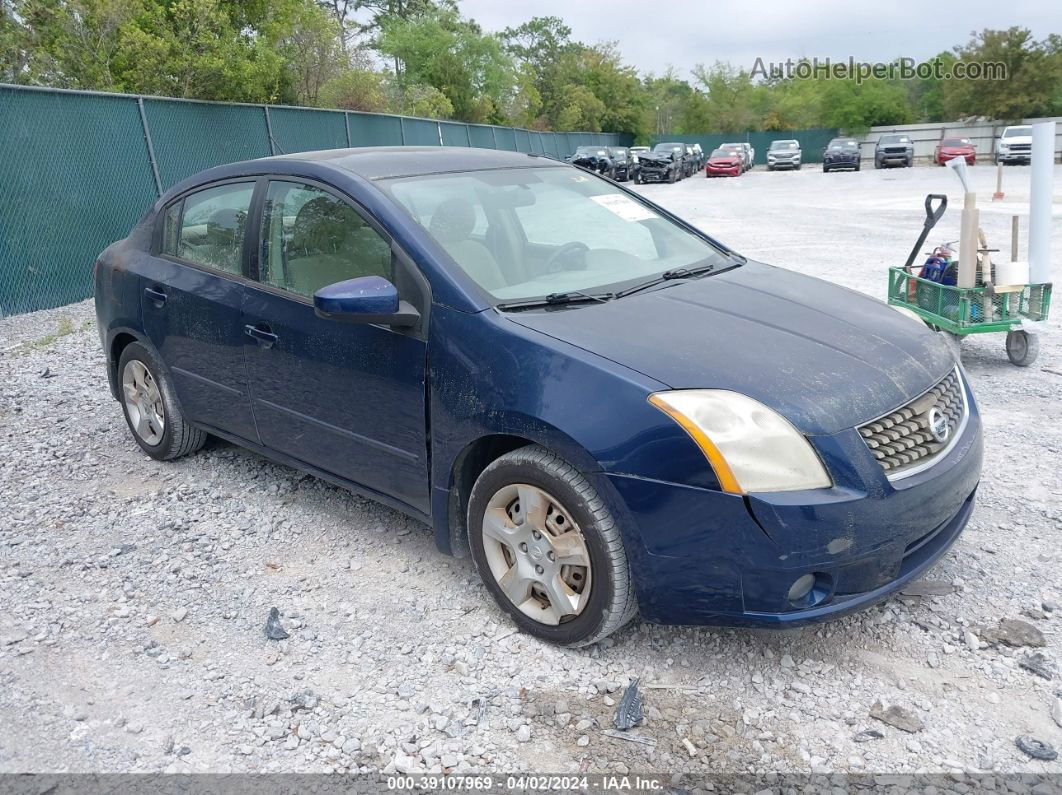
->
[[459, 0, 1060, 81]]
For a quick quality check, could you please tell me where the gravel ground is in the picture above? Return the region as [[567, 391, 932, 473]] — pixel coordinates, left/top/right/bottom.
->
[[1, 163, 1061, 778]]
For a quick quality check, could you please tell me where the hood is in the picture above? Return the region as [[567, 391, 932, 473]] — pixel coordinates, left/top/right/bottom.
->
[[640, 152, 674, 164], [504, 261, 955, 435]]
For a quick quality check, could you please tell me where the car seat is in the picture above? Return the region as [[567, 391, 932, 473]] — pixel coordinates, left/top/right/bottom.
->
[[427, 198, 506, 291]]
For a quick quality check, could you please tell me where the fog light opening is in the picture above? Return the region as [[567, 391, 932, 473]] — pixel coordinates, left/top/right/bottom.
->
[[787, 572, 833, 608]]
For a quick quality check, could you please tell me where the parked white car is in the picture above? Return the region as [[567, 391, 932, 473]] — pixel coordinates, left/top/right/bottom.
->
[[996, 125, 1032, 165]]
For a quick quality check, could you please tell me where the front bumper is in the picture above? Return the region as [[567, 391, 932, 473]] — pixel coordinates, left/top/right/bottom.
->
[[605, 381, 983, 626], [998, 151, 1031, 163], [639, 169, 672, 183], [706, 165, 741, 176], [939, 152, 975, 165]]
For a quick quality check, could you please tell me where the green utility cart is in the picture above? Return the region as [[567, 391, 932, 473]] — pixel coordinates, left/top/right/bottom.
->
[[889, 194, 1053, 367], [888, 269, 1052, 366]]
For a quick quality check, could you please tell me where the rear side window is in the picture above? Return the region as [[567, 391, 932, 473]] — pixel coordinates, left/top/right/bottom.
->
[[259, 181, 392, 298], [173, 182, 255, 275]]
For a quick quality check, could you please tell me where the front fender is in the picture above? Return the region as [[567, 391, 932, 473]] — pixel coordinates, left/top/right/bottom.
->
[[426, 304, 724, 555]]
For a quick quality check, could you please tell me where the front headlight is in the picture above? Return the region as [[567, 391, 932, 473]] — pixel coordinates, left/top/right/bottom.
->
[[648, 390, 832, 494]]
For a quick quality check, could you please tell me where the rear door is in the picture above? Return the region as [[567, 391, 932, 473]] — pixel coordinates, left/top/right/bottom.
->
[[140, 180, 259, 442], [241, 179, 430, 512]]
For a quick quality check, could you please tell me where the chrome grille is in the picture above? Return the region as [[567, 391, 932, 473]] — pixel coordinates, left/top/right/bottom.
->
[[858, 369, 967, 478]]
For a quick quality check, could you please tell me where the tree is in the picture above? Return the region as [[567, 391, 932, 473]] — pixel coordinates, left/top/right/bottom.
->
[[943, 28, 1060, 120], [283, 0, 345, 105], [691, 62, 758, 132], [112, 0, 294, 102], [318, 67, 389, 112], [377, 6, 513, 122]]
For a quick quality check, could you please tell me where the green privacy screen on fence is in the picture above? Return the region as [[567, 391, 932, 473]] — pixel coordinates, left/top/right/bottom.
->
[[651, 128, 840, 166], [0, 83, 630, 316]]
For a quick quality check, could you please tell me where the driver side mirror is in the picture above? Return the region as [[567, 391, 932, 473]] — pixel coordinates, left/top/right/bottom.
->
[[313, 275, 420, 327]]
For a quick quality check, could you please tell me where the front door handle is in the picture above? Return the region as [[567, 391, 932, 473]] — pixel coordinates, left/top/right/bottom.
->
[[244, 323, 278, 348], [144, 286, 167, 307]]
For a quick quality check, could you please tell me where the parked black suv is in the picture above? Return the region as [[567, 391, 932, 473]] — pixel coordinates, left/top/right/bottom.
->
[[822, 138, 861, 172], [567, 146, 614, 177], [607, 147, 640, 182], [637, 143, 687, 183]]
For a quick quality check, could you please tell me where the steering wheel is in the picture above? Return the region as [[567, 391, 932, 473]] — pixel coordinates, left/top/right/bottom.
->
[[544, 241, 589, 273]]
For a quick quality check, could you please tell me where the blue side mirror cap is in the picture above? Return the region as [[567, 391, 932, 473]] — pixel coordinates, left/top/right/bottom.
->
[[313, 276, 419, 327]]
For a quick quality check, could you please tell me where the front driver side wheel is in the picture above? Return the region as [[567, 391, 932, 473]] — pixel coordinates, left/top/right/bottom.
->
[[118, 342, 207, 460], [468, 445, 637, 647]]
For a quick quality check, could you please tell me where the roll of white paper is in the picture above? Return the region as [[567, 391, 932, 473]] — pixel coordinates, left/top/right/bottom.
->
[[1028, 121, 1056, 285], [994, 260, 1030, 287]]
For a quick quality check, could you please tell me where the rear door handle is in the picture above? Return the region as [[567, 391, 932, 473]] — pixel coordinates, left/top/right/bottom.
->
[[244, 323, 278, 348], [144, 286, 167, 307]]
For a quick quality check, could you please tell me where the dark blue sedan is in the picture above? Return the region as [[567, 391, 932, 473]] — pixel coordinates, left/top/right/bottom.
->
[[94, 147, 982, 646]]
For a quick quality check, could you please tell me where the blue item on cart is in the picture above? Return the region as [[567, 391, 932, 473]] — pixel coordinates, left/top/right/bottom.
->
[[920, 256, 949, 283]]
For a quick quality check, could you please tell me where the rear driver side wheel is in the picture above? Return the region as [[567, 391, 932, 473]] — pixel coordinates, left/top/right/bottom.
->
[[468, 445, 637, 647], [118, 342, 207, 460]]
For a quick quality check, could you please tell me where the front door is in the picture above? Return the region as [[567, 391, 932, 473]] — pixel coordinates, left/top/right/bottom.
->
[[242, 179, 429, 513], [140, 180, 258, 443]]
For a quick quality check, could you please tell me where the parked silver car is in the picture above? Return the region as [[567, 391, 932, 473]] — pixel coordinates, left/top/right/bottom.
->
[[767, 139, 802, 171]]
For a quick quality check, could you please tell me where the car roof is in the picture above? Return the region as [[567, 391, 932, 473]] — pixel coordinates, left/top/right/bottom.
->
[[270, 146, 557, 180]]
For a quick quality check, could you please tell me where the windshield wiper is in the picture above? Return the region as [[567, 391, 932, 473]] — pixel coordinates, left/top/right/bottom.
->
[[614, 263, 718, 298], [496, 290, 614, 311]]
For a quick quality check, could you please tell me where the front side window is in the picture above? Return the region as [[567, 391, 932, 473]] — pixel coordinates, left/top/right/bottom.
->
[[175, 182, 255, 275], [384, 166, 728, 301], [161, 201, 181, 256], [259, 181, 392, 298]]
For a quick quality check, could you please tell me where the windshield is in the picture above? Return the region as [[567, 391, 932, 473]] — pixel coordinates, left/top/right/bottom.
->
[[941, 138, 970, 147], [384, 166, 730, 302], [710, 149, 734, 158], [609, 149, 628, 160], [828, 140, 858, 150], [574, 147, 607, 157], [770, 141, 798, 150], [879, 135, 910, 144], [1003, 127, 1031, 138], [654, 143, 683, 154]]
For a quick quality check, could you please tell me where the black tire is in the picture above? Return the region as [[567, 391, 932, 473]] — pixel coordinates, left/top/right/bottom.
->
[[1006, 330, 1039, 366], [668, 169, 676, 184], [855, 163, 861, 171], [117, 342, 207, 461], [634, 172, 641, 184], [823, 165, 830, 173], [467, 445, 638, 647]]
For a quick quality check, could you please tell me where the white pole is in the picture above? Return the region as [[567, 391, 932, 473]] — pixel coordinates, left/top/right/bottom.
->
[[1028, 121, 1055, 285]]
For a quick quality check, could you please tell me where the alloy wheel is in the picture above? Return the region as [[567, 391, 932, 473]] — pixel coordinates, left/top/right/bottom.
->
[[481, 483, 592, 625], [122, 359, 165, 445]]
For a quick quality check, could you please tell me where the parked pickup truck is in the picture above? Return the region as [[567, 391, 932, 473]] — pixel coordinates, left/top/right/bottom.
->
[[996, 125, 1032, 165]]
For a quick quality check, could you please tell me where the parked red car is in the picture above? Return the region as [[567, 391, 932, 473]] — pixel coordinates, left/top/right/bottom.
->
[[934, 137, 976, 166], [705, 148, 743, 177]]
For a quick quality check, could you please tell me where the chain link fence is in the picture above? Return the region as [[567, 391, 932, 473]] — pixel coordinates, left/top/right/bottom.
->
[[0, 83, 630, 317]]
